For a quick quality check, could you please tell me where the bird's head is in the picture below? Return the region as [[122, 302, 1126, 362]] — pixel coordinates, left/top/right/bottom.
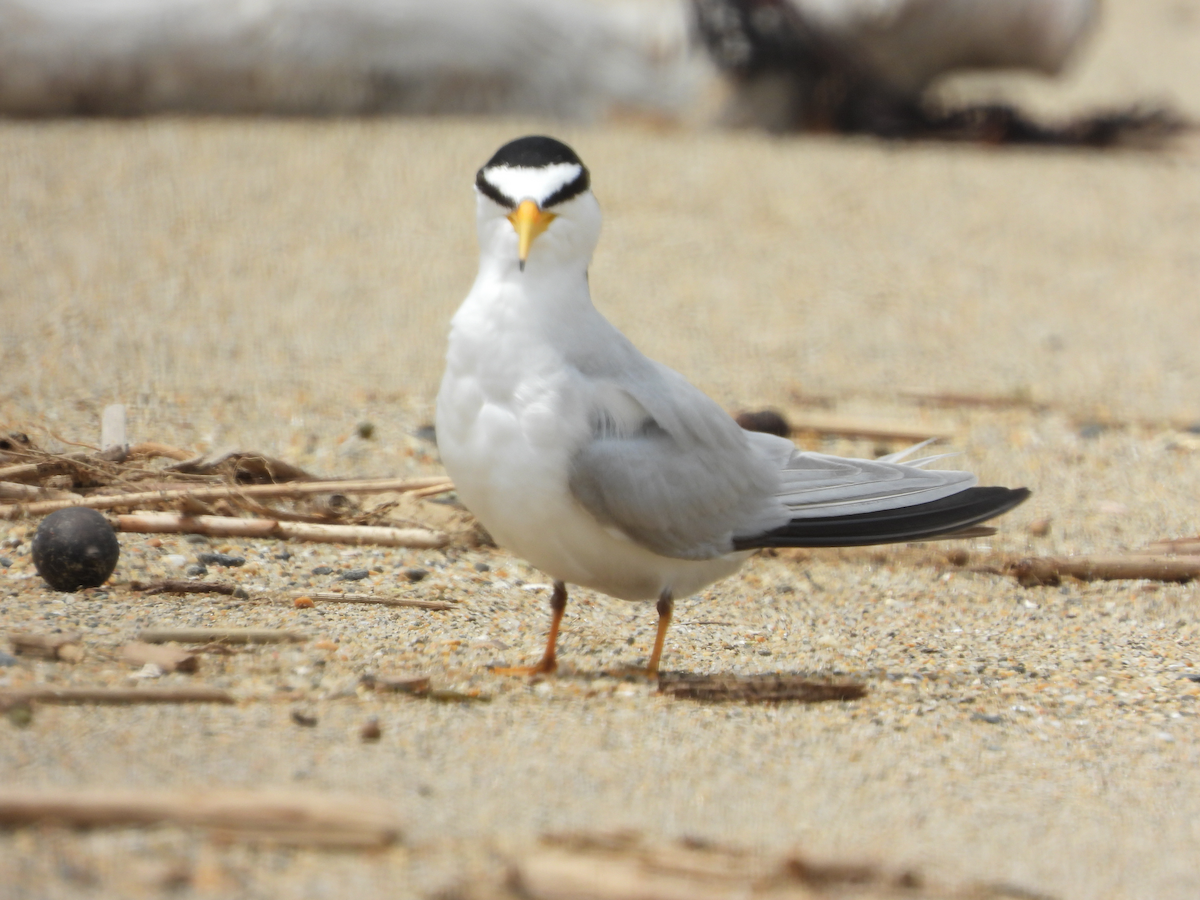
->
[[474, 136, 600, 275]]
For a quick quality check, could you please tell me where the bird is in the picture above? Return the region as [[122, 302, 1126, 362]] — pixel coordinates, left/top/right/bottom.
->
[[435, 135, 1029, 677]]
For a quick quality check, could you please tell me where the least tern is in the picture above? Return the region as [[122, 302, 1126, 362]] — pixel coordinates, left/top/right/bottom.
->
[[436, 135, 1029, 676]]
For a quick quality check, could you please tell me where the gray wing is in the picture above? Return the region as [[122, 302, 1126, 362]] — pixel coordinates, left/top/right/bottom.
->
[[562, 316, 976, 561]]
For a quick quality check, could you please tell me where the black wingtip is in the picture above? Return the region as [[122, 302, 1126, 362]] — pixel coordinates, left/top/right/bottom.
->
[[733, 486, 1031, 550]]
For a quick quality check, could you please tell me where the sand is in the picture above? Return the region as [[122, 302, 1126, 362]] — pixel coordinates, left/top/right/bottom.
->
[[3, 2, 1200, 897]]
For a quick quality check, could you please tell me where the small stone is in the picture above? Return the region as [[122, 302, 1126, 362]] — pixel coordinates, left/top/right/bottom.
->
[[972, 712, 1003, 724], [312, 566, 333, 576], [163, 554, 188, 568], [197, 552, 245, 567], [0, 650, 18, 667], [473, 562, 490, 573], [185, 564, 207, 577], [0, 557, 11, 567], [339, 568, 370, 581], [275, 550, 292, 561], [1027, 517, 1052, 537], [183, 534, 209, 544], [360, 717, 382, 742], [404, 567, 428, 583], [232, 587, 250, 600], [945, 548, 970, 567], [290, 709, 318, 727], [356, 421, 376, 440], [31, 507, 121, 592], [294, 596, 314, 609], [735, 409, 790, 437]]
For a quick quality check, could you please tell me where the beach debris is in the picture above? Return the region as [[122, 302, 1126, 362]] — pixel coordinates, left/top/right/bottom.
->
[[657, 672, 866, 703], [0, 687, 233, 706], [290, 708, 318, 727], [131, 579, 240, 596], [31, 507, 121, 591], [138, 628, 307, 645], [0, 788, 402, 848], [734, 410, 790, 438], [360, 717, 382, 742], [363, 673, 432, 695], [1009, 555, 1200, 587], [445, 832, 1045, 900], [292, 591, 457, 611], [196, 552, 245, 567], [294, 595, 315, 608], [100, 403, 128, 457], [113, 512, 448, 549], [1144, 536, 1200, 556], [1027, 517, 1053, 537], [121, 641, 199, 674], [8, 631, 84, 662]]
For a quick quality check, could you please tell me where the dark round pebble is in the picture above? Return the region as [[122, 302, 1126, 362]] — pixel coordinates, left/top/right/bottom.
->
[[197, 552, 245, 567], [312, 566, 333, 575], [0, 557, 11, 568], [185, 564, 208, 577], [473, 562, 490, 573], [274, 550, 292, 561], [735, 409, 790, 438], [31, 507, 121, 592], [340, 568, 370, 581], [404, 567, 428, 583]]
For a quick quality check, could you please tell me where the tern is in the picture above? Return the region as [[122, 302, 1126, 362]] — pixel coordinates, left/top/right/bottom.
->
[[436, 135, 1028, 676]]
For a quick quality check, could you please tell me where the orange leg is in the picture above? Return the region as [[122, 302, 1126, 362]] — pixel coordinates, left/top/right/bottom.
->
[[491, 580, 567, 676], [645, 591, 674, 677]]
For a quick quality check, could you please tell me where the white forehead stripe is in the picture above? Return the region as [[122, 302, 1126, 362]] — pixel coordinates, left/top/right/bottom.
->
[[483, 163, 583, 206]]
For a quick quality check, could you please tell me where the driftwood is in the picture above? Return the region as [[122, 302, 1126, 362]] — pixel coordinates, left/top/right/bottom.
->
[[114, 512, 449, 548], [0, 475, 453, 519], [121, 641, 199, 673], [295, 591, 457, 610], [0, 788, 401, 848], [0, 451, 93, 484], [138, 628, 307, 645], [131, 579, 238, 596], [0, 481, 81, 501], [0, 687, 232, 705], [1010, 555, 1200, 587], [8, 631, 84, 662], [1144, 537, 1200, 556], [657, 673, 867, 703]]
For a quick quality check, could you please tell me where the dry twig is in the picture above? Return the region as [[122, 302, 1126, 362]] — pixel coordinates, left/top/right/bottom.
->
[[0, 475, 453, 519], [0, 788, 401, 848], [131, 579, 238, 596], [657, 673, 867, 703], [1009, 555, 1200, 587], [295, 591, 457, 610], [138, 628, 307, 645], [114, 512, 448, 548], [0, 687, 233, 705], [1143, 537, 1200, 556]]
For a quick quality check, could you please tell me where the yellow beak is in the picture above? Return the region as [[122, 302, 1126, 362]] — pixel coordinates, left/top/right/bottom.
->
[[507, 199, 556, 271]]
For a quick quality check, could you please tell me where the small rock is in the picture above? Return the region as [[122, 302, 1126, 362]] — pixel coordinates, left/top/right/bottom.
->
[[972, 712, 1003, 724], [275, 550, 292, 561], [0, 557, 11, 567], [290, 709, 318, 727], [474, 562, 490, 573], [0, 651, 18, 667], [294, 596, 314, 609], [360, 717, 382, 742], [163, 554, 188, 568], [184, 564, 208, 577], [232, 587, 250, 600], [197, 552, 245, 567], [130, 662, 164, 679], [1027, 517, 1052, 537], [312, 566, 333, 576], [31, 507, 121, 592], [404, 567, 428, 583], [183, 534, 209, 544], [339, 568, 370, 581], [356, 421, 376, 440]]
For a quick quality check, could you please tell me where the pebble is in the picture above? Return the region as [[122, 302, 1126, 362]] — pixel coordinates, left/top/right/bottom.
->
[[291, 709, 318, 727], [312, 566, 333, 575], [185, 564, 208, 577], [275, 550, 292, 561], [0, 558, 10, 568], [0, 651, 17, 667], [183, 534, 209, 544], [405, 568, 429, 582], [31, 507, 121, 592], [164, 554, 188, 568], [360, 717, 382, 742], [972, 713, 1004, 725], [339, 568, 370, 581], [197, 552, 245, 567], [734, 409, 790, 437]]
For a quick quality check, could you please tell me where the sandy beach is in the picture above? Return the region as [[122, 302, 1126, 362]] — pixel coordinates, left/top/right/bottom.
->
[[3, 2, 1200, 897]]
